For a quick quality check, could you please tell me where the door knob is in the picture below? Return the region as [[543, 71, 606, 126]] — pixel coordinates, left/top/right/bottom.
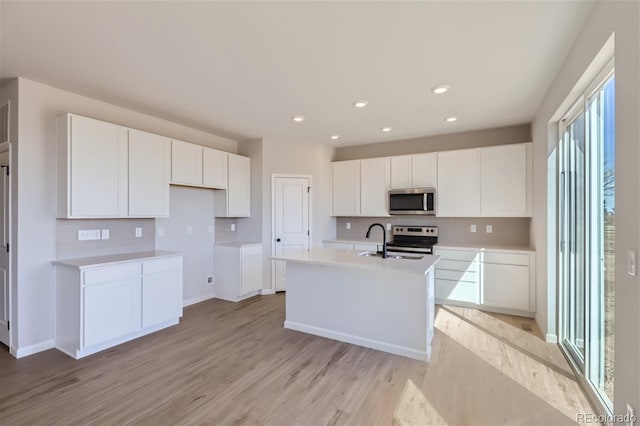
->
[[276, 238, 281, 242]]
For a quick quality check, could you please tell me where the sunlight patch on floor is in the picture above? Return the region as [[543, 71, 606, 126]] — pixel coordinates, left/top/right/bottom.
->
[[394, 379, 447, 426]]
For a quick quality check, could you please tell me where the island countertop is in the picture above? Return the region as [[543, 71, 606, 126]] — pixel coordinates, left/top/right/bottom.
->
[[271, 248, 439, 276]]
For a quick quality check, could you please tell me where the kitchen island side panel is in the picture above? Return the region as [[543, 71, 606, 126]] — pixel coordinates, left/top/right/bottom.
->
[[284, 262, 430, 360]]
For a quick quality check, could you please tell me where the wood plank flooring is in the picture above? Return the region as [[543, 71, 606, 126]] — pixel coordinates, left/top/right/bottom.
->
[[0, 294, 595, 425]]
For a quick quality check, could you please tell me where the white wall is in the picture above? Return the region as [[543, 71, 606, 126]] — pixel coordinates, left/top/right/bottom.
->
[[531, 1, 639, 415], [239, 137, 335, 290], [12, 77, 237, 354], [156, 186, 215, 306]]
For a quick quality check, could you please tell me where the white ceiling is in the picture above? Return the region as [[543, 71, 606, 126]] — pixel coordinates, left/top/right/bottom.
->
[[0, 1, 594, 146]]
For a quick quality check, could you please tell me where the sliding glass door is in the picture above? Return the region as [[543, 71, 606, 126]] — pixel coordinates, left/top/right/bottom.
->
[[558, 70, 615, 410]]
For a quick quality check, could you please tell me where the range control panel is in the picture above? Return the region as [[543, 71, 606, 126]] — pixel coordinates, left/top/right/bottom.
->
[[392, 225, 438, 237]]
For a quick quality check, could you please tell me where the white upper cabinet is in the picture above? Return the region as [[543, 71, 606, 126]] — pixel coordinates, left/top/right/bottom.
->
[[360, 157, 390, 216], [215, 153, 251, 217], [202, 147, 228, 189], [390, 155, 412, 189], [57, 114, 128, 218], [390, 153, 437, 189], [128, 129, 171, 217], [437, 149, 481, 217], [411, 153, 437, 188], [171, 140, 202, 186], [479, 143, 532, 217], [330, 160, 361, 216]]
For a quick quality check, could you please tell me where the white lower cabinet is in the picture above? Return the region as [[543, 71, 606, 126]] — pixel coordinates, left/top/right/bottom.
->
[[214, 243, 263, 301], [434, 246, 535, 316], [55, 254, 183, 359]]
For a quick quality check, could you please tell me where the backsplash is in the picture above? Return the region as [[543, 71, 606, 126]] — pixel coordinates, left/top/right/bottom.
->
[[336, 217, 530, 248], [215, 217, 239, 242], [56, 219, 156, 259]]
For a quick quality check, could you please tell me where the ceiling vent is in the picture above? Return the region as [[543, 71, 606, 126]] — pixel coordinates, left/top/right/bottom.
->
[[0, 102, 9, 144]]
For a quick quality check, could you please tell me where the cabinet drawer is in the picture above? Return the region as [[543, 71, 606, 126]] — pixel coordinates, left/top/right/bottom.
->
[[324, 242, 354, 250], [84, 263, 141, 285], [241, 245, 263, 257], [435, 249, 479, 262], [435, 279, 479, 304], [483, 252, 529, 266], [436, 259, 478, 273], [354, 243, 378, 251], [435, 269, 477, 283], [143, 257, 182, 274]]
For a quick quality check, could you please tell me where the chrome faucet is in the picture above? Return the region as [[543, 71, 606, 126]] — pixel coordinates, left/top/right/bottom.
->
[[365, 223, 387, 258]]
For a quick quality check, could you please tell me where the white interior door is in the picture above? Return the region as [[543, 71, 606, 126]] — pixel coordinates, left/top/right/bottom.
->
[[0, 163, 10, 347], [273, 176, 310, 292]]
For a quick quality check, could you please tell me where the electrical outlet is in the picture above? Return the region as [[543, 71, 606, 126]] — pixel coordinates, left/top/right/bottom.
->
[[346, 222, 351, 230], [158, 227, 164, 237], [187, 225, 193, 235], [231, 223, 236, 232], [486, 225, 493, 234], [208, 225, 213, 233], [628, 250, 637, 276], [386, 223, 391, 231], [101, 229, 110, 240], [78, 229, 101, 241], [470, 224, 476, 233], [135, 227, 143, 238], [627, 403, 636, 426], [207, 276, 214, 285]]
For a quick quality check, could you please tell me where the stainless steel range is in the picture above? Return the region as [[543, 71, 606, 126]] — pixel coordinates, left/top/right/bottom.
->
[[386, 225, 438, 255]]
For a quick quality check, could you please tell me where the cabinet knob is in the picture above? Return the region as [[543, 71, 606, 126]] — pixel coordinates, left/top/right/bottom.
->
[[276, 238, 281, 242]]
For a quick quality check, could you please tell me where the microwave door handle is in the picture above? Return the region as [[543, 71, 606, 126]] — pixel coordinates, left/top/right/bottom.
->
[[424, 193, 428, 210]]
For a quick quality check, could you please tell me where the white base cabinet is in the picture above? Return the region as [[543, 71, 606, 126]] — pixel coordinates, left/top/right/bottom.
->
[[55, 254, 183, 359], [214, 243, 263, 301], [434, 246, 535, 316]]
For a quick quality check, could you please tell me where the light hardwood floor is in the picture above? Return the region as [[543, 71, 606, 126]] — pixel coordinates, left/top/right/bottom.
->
[[0, 294, 594, 425]]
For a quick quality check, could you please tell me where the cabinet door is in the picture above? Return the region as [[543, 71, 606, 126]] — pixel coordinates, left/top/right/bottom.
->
[[141, 267, 182, 328], [482, 263, 530, 311], [83, 278, 141, 348], [437, 149, 480, 217], [129, 130, 171, 217], [227, 153, 251, 217], [360, 157, 390, 216], [331, 160, 360, 216], [202, 148, 228, 189], [171, 140, 202, 186], [480, 143, 532, 217], [240, 254, 262, 296], [68, 115, 128, 217], [412, 153, 437, 188], [390, 155, 412, 189]]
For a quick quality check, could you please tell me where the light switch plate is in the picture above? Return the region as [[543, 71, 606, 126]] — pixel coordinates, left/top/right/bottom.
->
[[78, 229, 101, 241], [101, 229, 110, 240], [346, 222, 351, 230], [230, 223, 236, 232], [158, 227, 164, 237], [208, 225, 213, 233], [486, 225, 493, 234], [470, 224, 476, 233], [386, 223, 391, 231], [628, 250, 637, 277], [135, 227, 143, 238]]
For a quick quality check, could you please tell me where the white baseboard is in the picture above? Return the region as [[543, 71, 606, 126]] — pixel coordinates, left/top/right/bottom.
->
[[546, 333, 558, 343], [261, 289, 275, 295], [284, 320, 429, 362], [183, 292, 216, 307], [11, 339, 55, 358]]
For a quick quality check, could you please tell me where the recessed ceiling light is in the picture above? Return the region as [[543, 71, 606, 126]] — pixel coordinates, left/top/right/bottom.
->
[[431, 85, 450, 95], [381, 126, 393, 132], [444, 116, 458, 123], [353, 100, 369, 108], [292, 115, 305, 122], [330, 135, 340, 140]]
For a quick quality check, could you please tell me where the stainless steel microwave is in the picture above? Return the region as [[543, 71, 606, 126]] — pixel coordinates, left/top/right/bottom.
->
[[388, 188, 436, 215]]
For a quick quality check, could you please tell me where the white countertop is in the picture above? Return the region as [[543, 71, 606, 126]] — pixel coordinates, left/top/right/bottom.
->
[[271, 248, 439, 276], [435, 244, 535, 253], [53, 250, 182, 269], [215, 241, 262, 248]]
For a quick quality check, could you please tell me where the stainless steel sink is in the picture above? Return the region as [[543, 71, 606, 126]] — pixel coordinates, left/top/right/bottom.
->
[[358, 251, 423, 260]]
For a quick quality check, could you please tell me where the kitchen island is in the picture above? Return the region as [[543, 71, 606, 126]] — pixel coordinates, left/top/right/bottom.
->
[[271, 248, 439, 361]]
